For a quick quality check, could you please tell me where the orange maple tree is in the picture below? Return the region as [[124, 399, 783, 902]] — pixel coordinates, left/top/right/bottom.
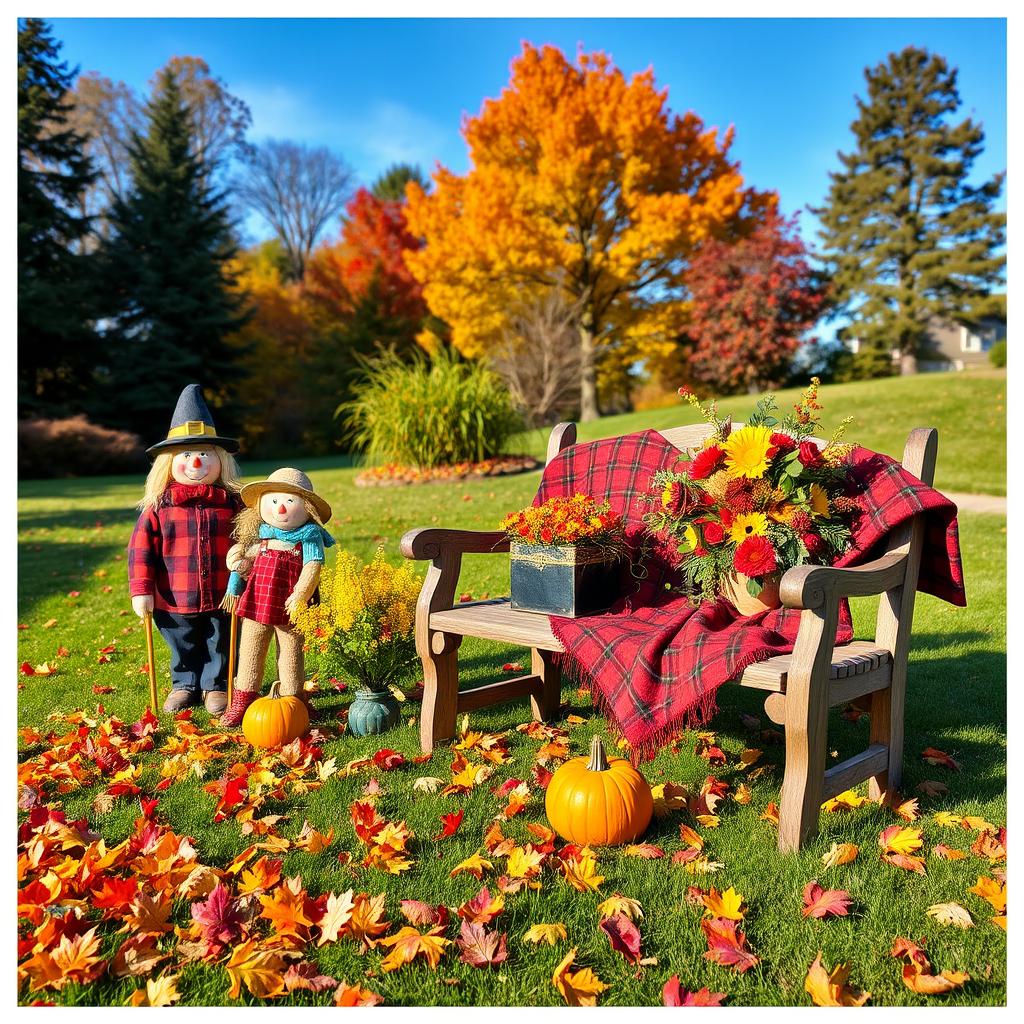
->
[[404, 42, 772, 419]]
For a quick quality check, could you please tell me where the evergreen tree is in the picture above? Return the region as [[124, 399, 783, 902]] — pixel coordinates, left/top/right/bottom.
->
[[370, 162, 427, 203], [18, 18, 99, 414], [101, 69, 247, 434], [814, 47, 1005, 374]]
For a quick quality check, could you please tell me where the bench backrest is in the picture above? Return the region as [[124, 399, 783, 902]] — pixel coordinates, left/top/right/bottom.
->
[[545, 420, 939, 661]]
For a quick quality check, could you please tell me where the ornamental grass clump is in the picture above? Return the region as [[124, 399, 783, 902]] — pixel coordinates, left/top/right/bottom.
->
[[343, 349, 521, 469], [291, 549, 422, 692], [645, 379, 859, 604]]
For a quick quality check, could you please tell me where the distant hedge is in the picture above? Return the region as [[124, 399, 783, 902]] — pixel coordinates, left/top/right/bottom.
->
[[19, 416, 148, 479], [989, 339, 1007, 368]]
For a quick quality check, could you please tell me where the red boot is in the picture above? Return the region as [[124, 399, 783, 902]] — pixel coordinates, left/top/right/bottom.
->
[[219, 689, 258, 728]]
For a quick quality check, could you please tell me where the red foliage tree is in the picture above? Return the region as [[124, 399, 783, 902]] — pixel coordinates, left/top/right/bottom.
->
[[304, 187, 426, 324], [685, 213, 826, 394]]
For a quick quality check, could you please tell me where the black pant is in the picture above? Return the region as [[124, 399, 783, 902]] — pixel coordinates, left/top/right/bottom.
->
[[152, 609, 230, 692]]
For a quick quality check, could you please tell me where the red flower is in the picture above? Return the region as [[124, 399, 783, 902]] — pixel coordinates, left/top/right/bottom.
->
[[733, 536, 778, 577], [665, 480, 701, 517], [770, 432, 797, 453], [788, 510, 813, 533], [802, 532, 826, 558], [725, 478, 754, 513], [797, 441, 821, 468], [540, 526, 554, 544], [689, 446, 723, 481], [702, 521, 725, 545], [719, 507, 734, 529]]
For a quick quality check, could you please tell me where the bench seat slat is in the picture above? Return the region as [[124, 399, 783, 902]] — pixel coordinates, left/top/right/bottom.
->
[[429, 599, 893, 694]]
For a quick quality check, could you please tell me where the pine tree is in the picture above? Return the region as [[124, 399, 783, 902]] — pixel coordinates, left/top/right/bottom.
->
[[101, 69, 247, 434], [370, 163, 427, 203], [18, 18, 99, 414], [814, 47, 1005, 374]]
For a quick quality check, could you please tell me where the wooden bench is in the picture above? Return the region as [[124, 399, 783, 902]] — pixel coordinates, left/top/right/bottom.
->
[[401, 420, 937, 852]]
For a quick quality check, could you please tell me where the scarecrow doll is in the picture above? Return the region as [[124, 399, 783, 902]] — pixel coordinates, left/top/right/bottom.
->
[[218, 468, 335, 727], [127, 384, 242, 714]]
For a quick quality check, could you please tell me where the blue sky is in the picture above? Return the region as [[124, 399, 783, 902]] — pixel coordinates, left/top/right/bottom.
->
[[49, 16, 1006, 253]]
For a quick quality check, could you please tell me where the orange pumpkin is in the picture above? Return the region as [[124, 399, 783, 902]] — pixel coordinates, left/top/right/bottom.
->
[[545, 735, 653, 846], [242, 681, 309, 748]]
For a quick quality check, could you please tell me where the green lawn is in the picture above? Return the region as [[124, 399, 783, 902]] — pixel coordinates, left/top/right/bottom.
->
[[17, 374, 1005, 1006]]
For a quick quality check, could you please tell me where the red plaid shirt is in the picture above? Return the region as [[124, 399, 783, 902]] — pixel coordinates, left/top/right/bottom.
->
[[127, 484, 241, 614]]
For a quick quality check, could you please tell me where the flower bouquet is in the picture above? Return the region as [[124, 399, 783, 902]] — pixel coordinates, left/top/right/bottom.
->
[[291, 549, 422, 735], [645, 379, 859, 614], [499, 494, 625, 617]]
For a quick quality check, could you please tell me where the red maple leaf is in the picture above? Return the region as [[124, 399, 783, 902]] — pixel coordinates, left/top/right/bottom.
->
[[434, 809, 464, 840], [599, 912, 643, 964], [701, 917, 760, 972], [456, 921, 509, 968], [801, 882, 852, 919], [663, 976, 727, 1006], [372, 749, 406, 771], [191, 882, 243, 948]]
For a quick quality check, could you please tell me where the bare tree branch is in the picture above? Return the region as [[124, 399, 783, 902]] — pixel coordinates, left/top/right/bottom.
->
[[489, 288, 584, 427], [234, 139, 354, 280]]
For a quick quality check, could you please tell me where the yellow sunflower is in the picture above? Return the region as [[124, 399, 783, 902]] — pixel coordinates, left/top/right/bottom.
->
[[768, 502, 799, 524], [809, 483, 830, 517], [722, 425, 774, 480], [728, 511, 769, 545]]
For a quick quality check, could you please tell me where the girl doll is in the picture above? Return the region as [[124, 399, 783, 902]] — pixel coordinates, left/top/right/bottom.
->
[[127, 384, 242, 714], [218, 468, 335, 727]]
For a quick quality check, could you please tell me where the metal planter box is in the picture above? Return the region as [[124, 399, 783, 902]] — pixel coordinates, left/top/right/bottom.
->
[[509, 542, 621, 617]]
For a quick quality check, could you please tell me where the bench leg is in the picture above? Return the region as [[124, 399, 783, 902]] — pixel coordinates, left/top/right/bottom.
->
[[419, 634, 460, 753], [867, 686, 902, 800], [530, 649, 561, 722]]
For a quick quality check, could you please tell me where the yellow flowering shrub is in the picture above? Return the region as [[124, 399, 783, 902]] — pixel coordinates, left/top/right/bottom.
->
[[292, 549, 422, 691]]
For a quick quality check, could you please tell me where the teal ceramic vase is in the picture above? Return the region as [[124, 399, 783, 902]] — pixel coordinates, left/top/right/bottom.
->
[[348, 688, 401, 737]]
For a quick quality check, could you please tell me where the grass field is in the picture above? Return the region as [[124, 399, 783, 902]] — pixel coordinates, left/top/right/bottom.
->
[[17, 373, 1006, 1006]]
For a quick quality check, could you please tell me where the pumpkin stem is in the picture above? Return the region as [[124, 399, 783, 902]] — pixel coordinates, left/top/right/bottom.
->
[[269, 681, 281, 699], [586, 735, 610, 772]]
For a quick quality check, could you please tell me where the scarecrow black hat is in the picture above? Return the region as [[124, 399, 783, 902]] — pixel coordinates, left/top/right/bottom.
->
[[146, 384, 240, 455]]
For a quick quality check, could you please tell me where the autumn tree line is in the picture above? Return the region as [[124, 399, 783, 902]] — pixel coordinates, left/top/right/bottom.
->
[[19, 19, 1005, 462]]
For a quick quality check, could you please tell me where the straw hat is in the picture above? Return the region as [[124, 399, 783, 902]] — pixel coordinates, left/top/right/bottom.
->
[[239, 467, 332, 524]]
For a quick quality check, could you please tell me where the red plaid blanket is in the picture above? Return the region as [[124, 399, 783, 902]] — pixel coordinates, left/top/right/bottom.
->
[[536, 430, 965, 757]]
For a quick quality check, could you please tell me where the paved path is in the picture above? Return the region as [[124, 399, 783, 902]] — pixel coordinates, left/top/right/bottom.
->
[[944, 492, 1006, 515]]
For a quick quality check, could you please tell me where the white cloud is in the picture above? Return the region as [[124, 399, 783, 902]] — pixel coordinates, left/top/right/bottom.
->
[[231, 82, 453, 186]]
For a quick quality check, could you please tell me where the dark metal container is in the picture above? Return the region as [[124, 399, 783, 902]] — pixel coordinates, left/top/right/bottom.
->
[[509, 542, 621, 617]]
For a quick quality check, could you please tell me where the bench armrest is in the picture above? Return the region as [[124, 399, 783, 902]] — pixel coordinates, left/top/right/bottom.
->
[[780, 551, 908, 610], [401, 527, 509, 561]]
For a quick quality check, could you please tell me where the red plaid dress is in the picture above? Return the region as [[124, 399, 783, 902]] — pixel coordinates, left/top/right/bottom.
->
[[235, 541, 303, 627], [536, 430, 966, 758]]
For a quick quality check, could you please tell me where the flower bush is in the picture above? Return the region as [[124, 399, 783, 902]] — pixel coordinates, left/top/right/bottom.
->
[[645, 379, 859, 604], [291, 550, 422, 692], [499, 494, 623, 548]]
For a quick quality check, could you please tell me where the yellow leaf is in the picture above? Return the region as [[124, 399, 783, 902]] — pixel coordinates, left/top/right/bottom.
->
[[701, 886, 745, 921], [821, 789, 869, 812], [560, 849, 604, 892], [506, 845, 545, 880], [822, 842, 859, 868], [377, 926, 450, 972], [318, 890, 355, 946], [967, 876, 1006, 913], [449, 852, 492, 879], [552, 948, 609, 1007], [880, 827, 923, 856], [933, 811, 964, 828], [128, 974, 180, 1006], [596, 893, 643, 921], [523, 923, 567, 945], [225, 939, 287, 1000], [804, 952, 870, 1006], [926, 903, 974, 929]]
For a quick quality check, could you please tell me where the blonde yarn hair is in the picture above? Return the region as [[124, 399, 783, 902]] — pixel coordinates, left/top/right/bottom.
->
[[138, 445, 242, 512]]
